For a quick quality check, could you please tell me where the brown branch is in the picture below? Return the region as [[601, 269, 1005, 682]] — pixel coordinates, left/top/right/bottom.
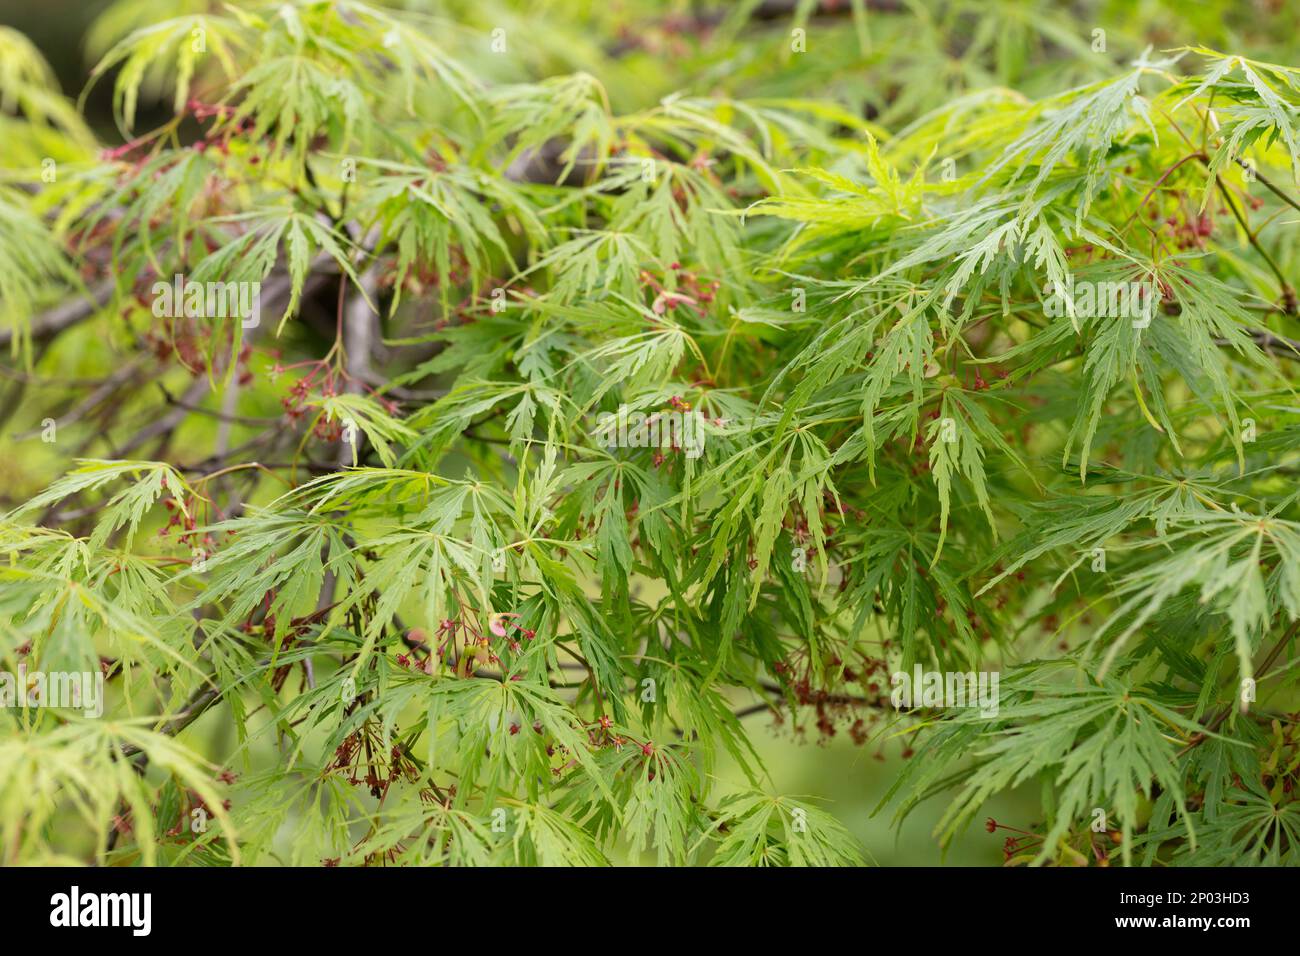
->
[[1180, 619, 1300, 755], [111, 374, 214, 458], [1237, 157, 1300, 215], [0, 279, 115, 350], [10, 358, 148, 440]]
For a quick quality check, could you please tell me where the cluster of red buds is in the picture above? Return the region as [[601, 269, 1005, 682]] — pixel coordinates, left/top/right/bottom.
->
[[331, 729, 418, 798], [423, 144, 454, 173], [586, 713, 626, 751], [159, 494, 212, 552], [315, 417, 344, 442], [393, 630, 437, 675], [271, 360, 398, 444], [771, 654, 892, 747], [380, 247, 471, 302], [276, 365, 337, 425], [140, 322, 202, 371], [639, 264, 719, 318], [581, 716, 655, 774], [425, 610, 535, 676], [488, 612, 536, 654], [185, 98, 261, 159], [1155, 206, 1220, 251]]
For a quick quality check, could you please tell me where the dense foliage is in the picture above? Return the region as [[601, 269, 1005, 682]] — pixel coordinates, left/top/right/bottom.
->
[[2, 0, 1299, 866]]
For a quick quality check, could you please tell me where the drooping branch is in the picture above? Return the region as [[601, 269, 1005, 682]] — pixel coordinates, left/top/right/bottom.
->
[[0, 279, 114, 350]]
